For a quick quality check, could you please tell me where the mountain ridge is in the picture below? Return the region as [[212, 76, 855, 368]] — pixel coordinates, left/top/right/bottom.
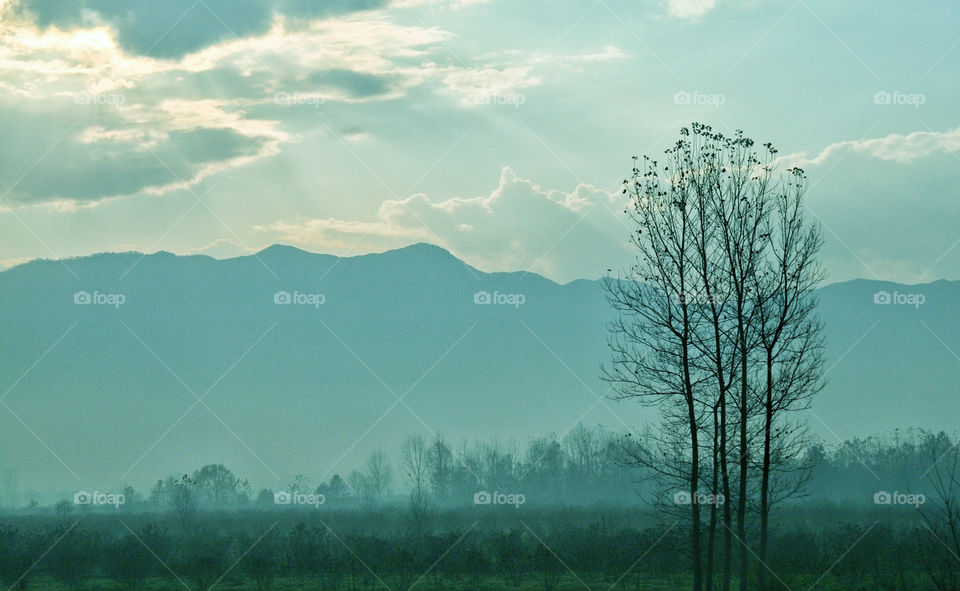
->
[[5, 243, 957, 291], [0, 243, 957, 496]]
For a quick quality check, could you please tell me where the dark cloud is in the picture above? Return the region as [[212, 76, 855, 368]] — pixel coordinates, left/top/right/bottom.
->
[[14, 0, 388, 59], [16, 0, 272, 59], [0, 108, 264, 204], [277, 0, 388, 20], [308, 69, 394, 98]]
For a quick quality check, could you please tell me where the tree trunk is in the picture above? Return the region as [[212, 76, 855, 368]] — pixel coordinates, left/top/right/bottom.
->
[[758, 350, 774, 591], [706, 404, 719, 591], [737, 334, 749, 591], [681, 294, 703, 591], [722, 394, 732, 591], [688, 398, 703, 591]]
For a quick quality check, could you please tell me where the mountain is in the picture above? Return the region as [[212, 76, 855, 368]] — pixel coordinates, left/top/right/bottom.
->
[[0, 244, 957, 497]]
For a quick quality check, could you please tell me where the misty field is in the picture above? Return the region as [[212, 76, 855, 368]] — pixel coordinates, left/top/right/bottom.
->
[[1, 429, 957, 591], [0, 504, 940, 591]]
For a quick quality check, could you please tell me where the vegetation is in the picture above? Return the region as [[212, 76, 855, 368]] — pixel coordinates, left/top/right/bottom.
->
[[0, 428, 956, 591]]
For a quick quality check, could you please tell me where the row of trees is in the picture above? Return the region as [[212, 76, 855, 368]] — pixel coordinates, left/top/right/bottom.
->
[[112, 425, 636, 520], [806, 429, 960, 500], [19, 428, 959, 518]]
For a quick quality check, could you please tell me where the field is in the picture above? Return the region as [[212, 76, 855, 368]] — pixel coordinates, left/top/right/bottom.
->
[[0, 502, 935, 591]]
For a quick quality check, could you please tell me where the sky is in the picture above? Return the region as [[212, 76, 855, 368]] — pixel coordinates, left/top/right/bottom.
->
[[0, 0, 958, 284]]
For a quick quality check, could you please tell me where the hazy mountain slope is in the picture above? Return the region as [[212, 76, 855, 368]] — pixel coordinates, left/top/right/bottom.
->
[[812, 278, 960, 435], [0, 245, 957, 496]]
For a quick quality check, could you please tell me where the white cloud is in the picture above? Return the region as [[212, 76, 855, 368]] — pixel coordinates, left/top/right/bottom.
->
[[667, 0, 717, 19], [565, 45, 629, 63], [256, 167, 632, 282], [186, 238, 258, 259], [778, 126, 960, 283], [438, 65, 541, 106], [0, 8, 579, 205], [782, 126, 960, 168]]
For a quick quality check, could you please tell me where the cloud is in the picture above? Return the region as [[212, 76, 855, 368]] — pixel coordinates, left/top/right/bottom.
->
[[278, 0, 389, 21], [782, 126, 960, 167], [0, 1, 585, 207], [10, 0, 395, 59], [186, 238, 258, 259], [254, 124, 960, 285], [256, 167, 632, 282], [306, 69, 395, 99], [0, 11, 462, 204], [667, 0, 717, 19], [440, 65, 541, 106], [0, 98, 287, 205], [563, 45, 629, 63], [0, 1, 600, 109], [393, 0, 490, 7], [779, 126, 960, 283]]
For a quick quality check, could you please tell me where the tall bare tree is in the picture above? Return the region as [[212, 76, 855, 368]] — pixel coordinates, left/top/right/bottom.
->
[[607, 123, 825, 591], [606, 135, 708, 591], [751, 171, 825, 589], [918, 437, 960, 591]]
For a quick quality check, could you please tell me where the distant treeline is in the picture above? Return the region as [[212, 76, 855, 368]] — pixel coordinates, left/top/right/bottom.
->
[[805, 428, 956, 502], [0, 428, 956, 590], [7, 426, 954, 513]]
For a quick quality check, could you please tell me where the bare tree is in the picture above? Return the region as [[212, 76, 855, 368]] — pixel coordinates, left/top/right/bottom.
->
[[918, 438, 960, 591], [685, 127, 740, 591], [606, 132, 708, 591], [563, 424, 602, 483], [750, 172, 825, 590], [607, 123, 825, 591], [169, 474, 196, 530], [347, 470, 372, 506], [192, 464, 243, 508], [704, 127, 773, 591], [366, 450, 393, 501], [401, 434, 431, 535], [429, 435, 453, 502]]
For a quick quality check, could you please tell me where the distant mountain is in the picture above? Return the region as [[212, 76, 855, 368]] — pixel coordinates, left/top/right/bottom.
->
[[0, 244, 957, 497]]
